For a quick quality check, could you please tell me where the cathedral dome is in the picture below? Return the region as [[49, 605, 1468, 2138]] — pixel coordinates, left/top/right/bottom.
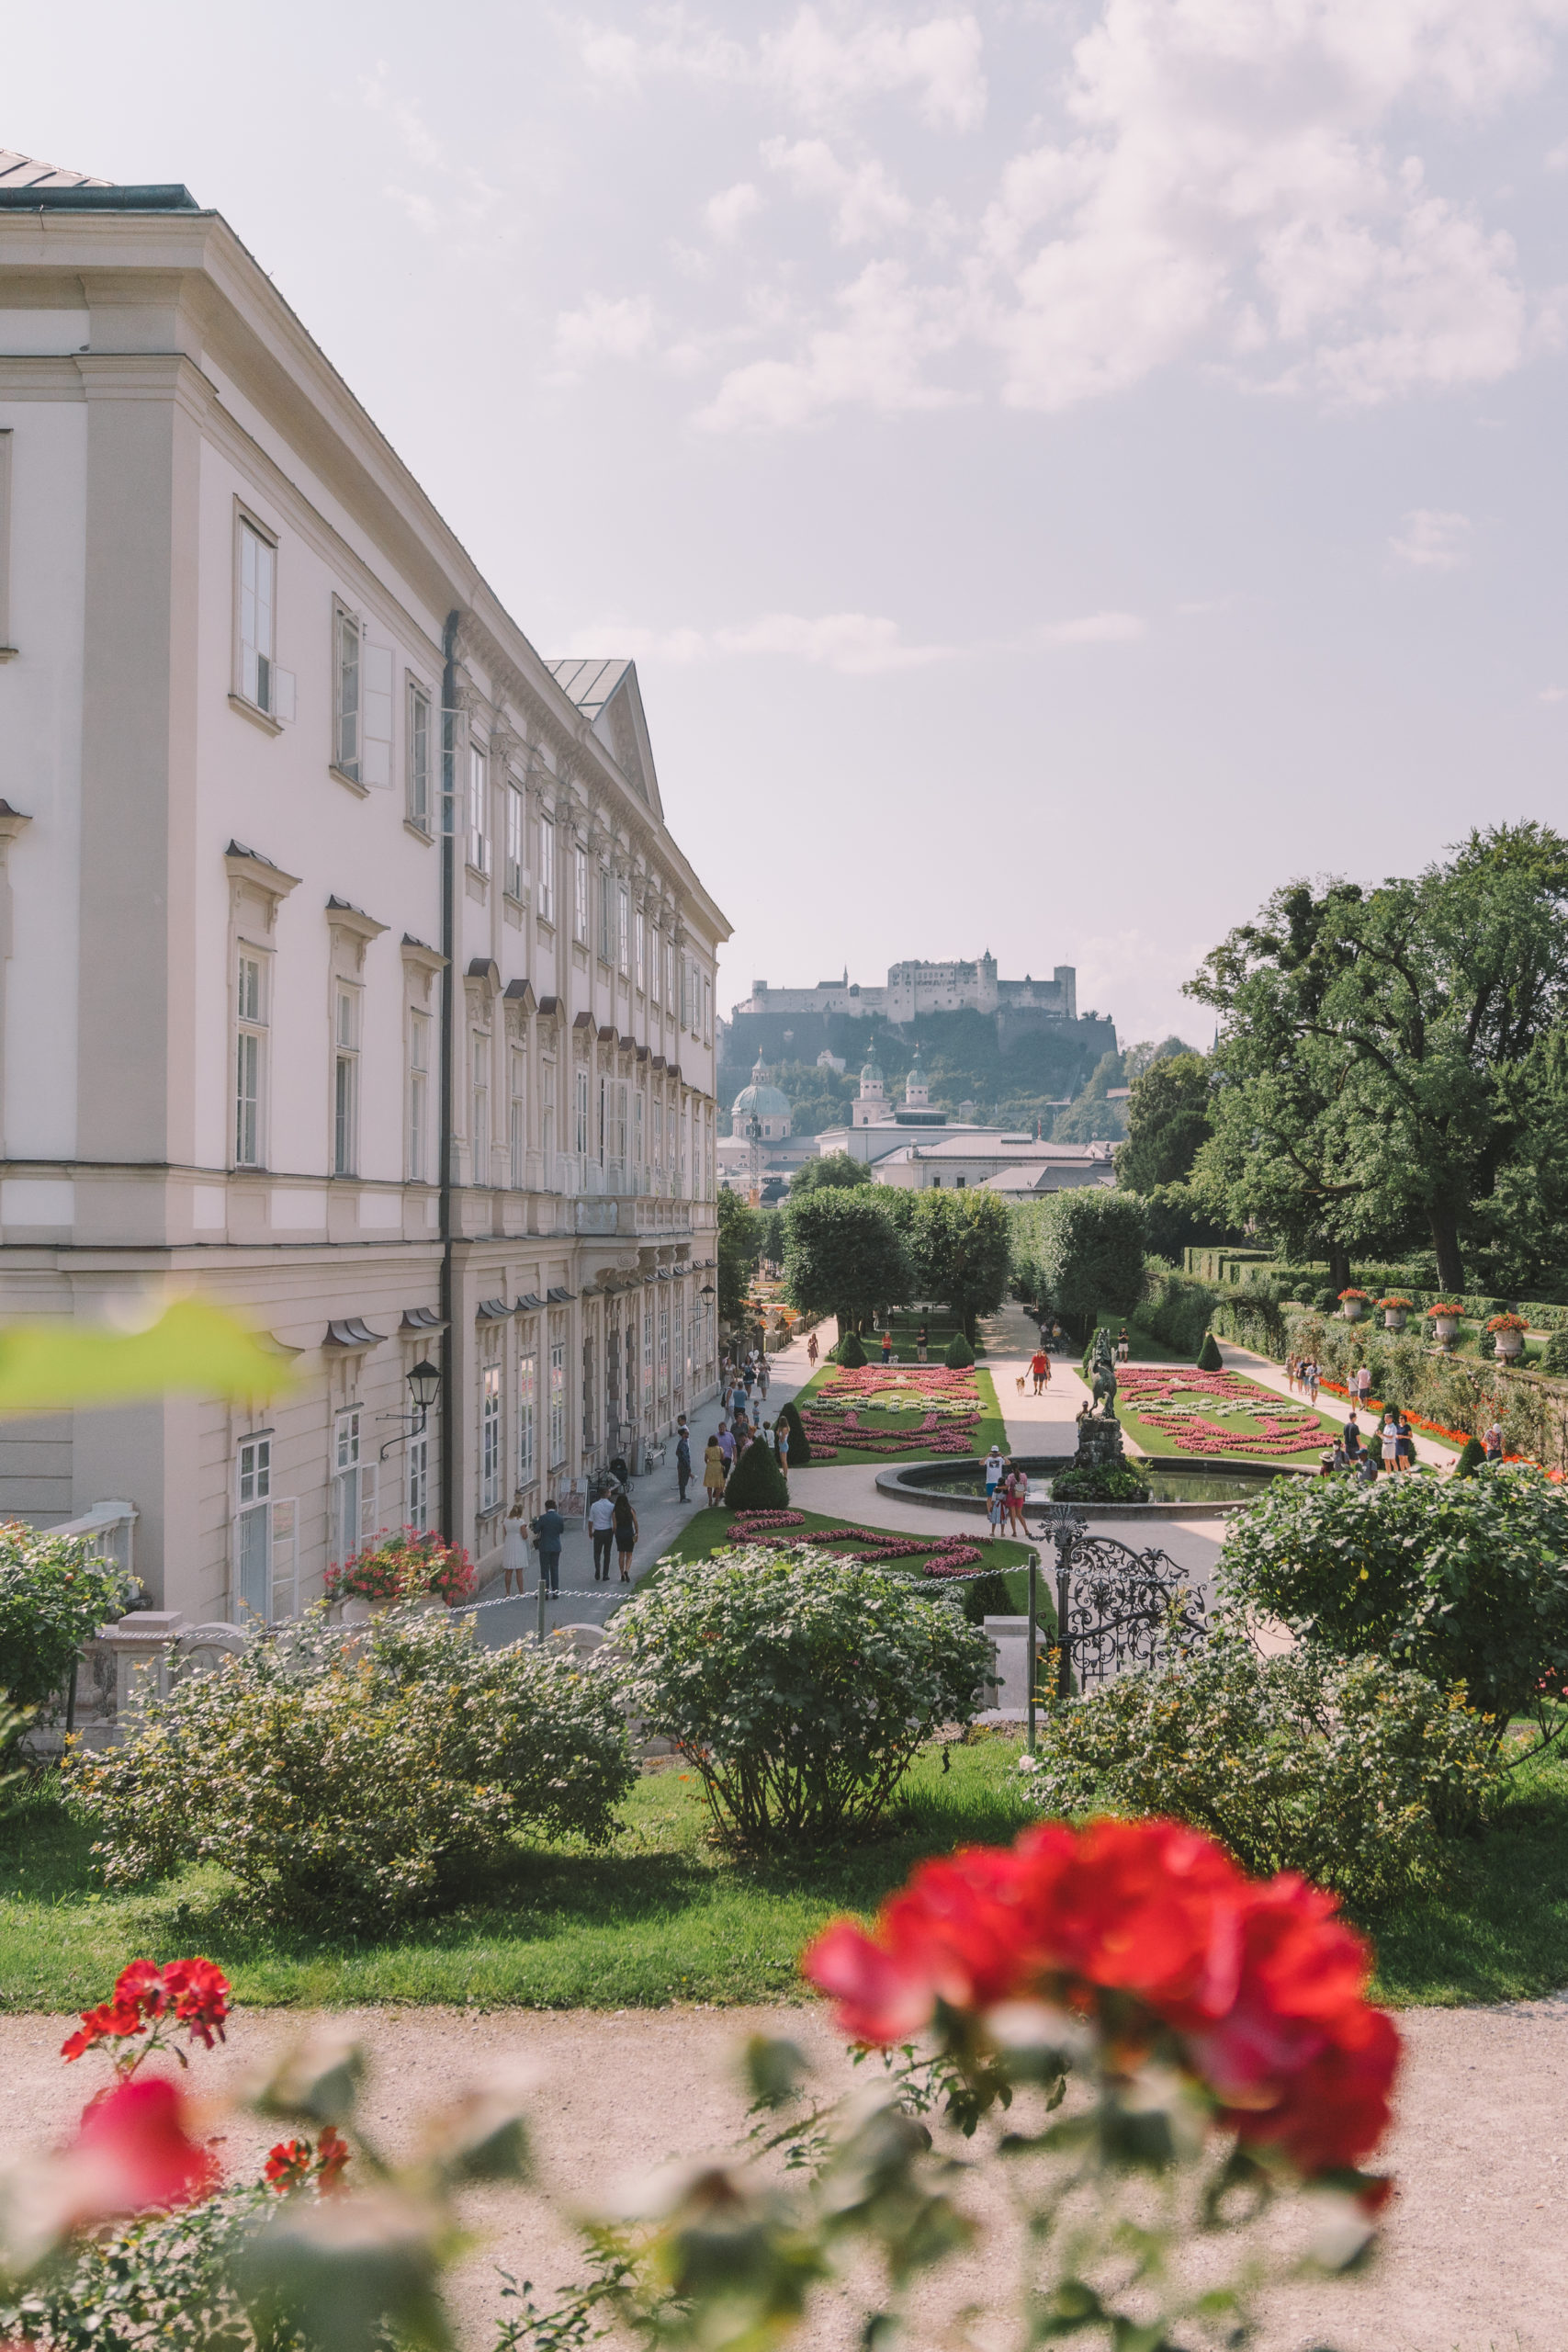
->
[[860, 1058, 884, 1085], [732, 1055, 792, 1135]]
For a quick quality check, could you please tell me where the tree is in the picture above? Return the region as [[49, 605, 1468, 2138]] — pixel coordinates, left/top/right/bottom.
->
[[1114, 1052, 1213, 1193], [1053, 1049, 1127, 1144], [1188, 824, 1568, 1292], [784, 1191, 912, 1336], [1021, 1188, 1146, 1340], [716, 1190, 764, 1326], [908, 1188, 1013, 1343], [788, 1151, 874, 1195], [724, 1437, 789, 1511]]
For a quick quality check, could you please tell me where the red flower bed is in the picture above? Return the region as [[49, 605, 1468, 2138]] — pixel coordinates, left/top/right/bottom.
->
[[726, 1514, 1002, 1577], [804, 1816, 1399, 2187], [797, 1363, 987, 1459], [1115, 1367, 1325, 1456]]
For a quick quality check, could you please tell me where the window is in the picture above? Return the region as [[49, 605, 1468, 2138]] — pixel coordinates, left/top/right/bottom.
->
[[542, 1057, 557, 1169], [548, 1338, 567, 1466], [599, 868, 613, 963], [468, 743, 489, 874], [509, 1049, 527, 1188], [407, 682, 432, 831], [0, 430, 12, 654], [331, 1408, 377, 1566], [596, 1072, 607, 1167], [518, 1349, 537, 1485], [642, 1300, 654, 1418], [573, 845, 589, 942], [538, 815, 556, 923], [664, 939, 675, 1012], [333, 603, 360, 779], [634, 1091, 644, 1167], [480, 1362, 502, 1513], [407, 1010, 430, 1182], [333, 988, 359, 1176], [238, 519, 276, 714], [659, 1304, 670, 1402], [235, 951, 266, 1167], [505, 783, 525, 899], [471, 1032, 489, 1181], [617, 885, 630, 976], [649, 924, 660, 1003], [702, 974, 711, 1042], [574, 1068, 590, 1159], [635, 907, 645, 992], [407, 1427, 429, 1532], [615, 1081, 627, 1164], [235, 1435, 271, 1619]]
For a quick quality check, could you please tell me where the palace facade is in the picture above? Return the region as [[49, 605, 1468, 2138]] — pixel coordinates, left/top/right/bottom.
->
[[0, 150, 728, 1622]]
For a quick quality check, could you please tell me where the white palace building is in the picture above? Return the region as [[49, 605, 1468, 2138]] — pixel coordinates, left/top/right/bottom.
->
[[0, 150, 728, 1623]]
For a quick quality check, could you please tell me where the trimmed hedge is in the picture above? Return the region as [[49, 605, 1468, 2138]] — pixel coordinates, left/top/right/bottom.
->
[[943, 1332, 976, 1369], [724, 1435, 790, 1511]]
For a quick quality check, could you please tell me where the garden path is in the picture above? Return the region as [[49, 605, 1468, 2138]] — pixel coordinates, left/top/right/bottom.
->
[[1214, 1338, 1456, 1472], [0, 1993, 1562, 2351]]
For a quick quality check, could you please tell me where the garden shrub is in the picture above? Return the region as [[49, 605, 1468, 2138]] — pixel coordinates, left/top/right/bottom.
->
[[322, 1526, 474, 1607], [943, 1331, 975, 1369], [612, 1549, 992, 1846], [1195, 1330, 1223, 1372], [0, 2180, 288, 2352], [835, 1330, 868, 1368], [1545, 1329, 1568, 1374], [1219, 1464, 1568, 1745], [959, 1566, 1014, 1625], [1453, 1435, 1485, 1477], [1049, 1462, 1152, 1504], [65, 1608, 635, 1925], [0, 1526, 127, 1741], [1140, 1265, 1217, 1357], [724, 1435, 789, 1511], [1021, 1637, 1503, 1910], [776, 1397, 811, 1465]]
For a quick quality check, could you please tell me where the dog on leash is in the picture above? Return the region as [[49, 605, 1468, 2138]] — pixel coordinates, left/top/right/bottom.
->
[[1015, 1374, 1026, 1394]]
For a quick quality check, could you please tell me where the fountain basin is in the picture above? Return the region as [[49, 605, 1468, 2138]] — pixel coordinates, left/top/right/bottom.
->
[[876, 1454, 1313, 1520]]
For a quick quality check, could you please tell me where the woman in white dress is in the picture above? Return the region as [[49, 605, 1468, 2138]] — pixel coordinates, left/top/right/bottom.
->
[[502, 1497, 529, 1596]]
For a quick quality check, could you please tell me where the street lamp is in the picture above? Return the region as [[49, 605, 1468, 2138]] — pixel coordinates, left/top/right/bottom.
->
[[379, 1359, 442, 1458]]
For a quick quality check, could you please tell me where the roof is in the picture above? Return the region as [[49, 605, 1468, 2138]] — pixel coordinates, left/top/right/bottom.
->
[[902, 1134, 1114, 1161], [546, 658, 633, 718], [0, 149, 197, 209]]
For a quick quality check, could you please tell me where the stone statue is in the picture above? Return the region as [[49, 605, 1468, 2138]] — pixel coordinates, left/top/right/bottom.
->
[[1089, 1327, 1119, 1420]]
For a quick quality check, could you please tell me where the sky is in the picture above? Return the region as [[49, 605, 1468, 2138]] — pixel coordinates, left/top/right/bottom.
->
[[8, 0, 1568, 1049]]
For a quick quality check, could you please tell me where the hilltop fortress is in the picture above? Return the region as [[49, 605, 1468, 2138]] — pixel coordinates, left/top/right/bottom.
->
[[725, 955, 1101, 1064]]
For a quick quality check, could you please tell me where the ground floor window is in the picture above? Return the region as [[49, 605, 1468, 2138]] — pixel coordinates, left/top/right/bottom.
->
[[235, 1435, 270, 1620], [480, 1363, 502, 1513], [518, 1349, 536, 1486], [642, 1301, 654, 1419], [407, 1429, 429, 1532], [549, 1339, 567, 1466], [331, 1408, 376, 1566]]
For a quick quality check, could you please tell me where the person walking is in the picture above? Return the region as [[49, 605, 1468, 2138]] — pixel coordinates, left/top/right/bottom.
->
[[742, 1358, 757, 1407], [717, 1423, 737, 1478], [807, 1329, 818, 1368], [587, 1487, 616, 1580], [613, 1487, 638, 1581], [704, 1433, 726, 1505], [1306, 1360, 1320, 1407], [1029, 1346, 1050, 1396], [1484, 1418, 1506, 1462], [1379, 1411, 1400, 1475], [773, 1416, 790, 1471], [1284, 1352, 1297, 1396], [1005, 1462, 1029, 1536], [675, 1422, 693, 1502], [530, 1497, 564, 1598], [758, 1356, 770, 1400], [880, 1328, 894, 1366], [1395, 1409, 1416, 1472], [983, 1443, 1005, 1499], [1343, 1409, 1361, 1461], [987, 1479, 1007, 1537], [502, 1498, 529, 1597], [916, 1321, 929, 1363], [1117, 1326, 1130, 1364]]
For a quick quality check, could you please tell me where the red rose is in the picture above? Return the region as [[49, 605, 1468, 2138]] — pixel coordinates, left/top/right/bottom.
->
[[65, 2076, 220, 2222]]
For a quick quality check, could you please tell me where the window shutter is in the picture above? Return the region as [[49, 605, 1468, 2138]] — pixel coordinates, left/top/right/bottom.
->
[[271, 1498, 298, 1620], [357, 1464, 380, 1547], [362, 643, 393, 786]]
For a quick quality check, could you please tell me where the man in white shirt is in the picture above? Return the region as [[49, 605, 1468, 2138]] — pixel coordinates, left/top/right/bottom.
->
[[984, 1445, 1005, 1498], [588, 1490, 616, 1581]]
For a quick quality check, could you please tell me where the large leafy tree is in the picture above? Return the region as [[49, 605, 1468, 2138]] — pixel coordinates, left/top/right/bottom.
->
[[908, 1188, 1013, 1342], [788, 1151, 874, 1195], [716, 1190, 765, 1326], [1114, 1053, 1212, 1192], [784, 1191, 912, 1336], [1187, 824, 1568, 1292], [1021, 1188, 1147, 1340]]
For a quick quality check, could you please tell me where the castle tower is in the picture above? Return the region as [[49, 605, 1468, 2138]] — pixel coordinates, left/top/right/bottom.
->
[[852, 1055, 887, 1128], [904, 1048, 931, 1111]]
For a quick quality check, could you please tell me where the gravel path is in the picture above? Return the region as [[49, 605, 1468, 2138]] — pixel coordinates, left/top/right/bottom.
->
[[4, 1995, 1563, 2350]]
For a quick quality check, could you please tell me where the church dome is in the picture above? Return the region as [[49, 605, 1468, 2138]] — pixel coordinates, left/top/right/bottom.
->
[[732, 1055, 792, 1126], [860, 1058, 884, 1084]]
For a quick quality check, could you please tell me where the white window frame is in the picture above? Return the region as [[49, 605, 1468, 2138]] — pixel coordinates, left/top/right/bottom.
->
[[642, 1300, 654, 1419], [542, 1057, 557, 1170], [537, 814, 556, 924], [480, 1361, 503, 1515], [406, 679, 433, 831], [407, 1008, 431, 1182], [548, 1338, 567, 1467], [468, 742, 490, 876], [0, 430, 12, 655], [234, 1434, 272, 1620], [333, 600, 361, 780], [635, 907, 645, 993], [575, 1068, 590, 1160], [331, 1407, 378, 1566], [634, 1091, 644, 1168], [649, 923, 661, 1004], [471, 1030, 490, 1182], [236, 514, 277, 717], [573, 845, 589, 943], [518, 1348, 537, 1486], [505, 782, 525, 899], [617, 885, 630, 978], [333, 984, 360, 1178], [234, 947, 268, 1169], [598, 868, 613, 965], [407, 1426, 430, 1532], [509, 1047, 527, 1189]]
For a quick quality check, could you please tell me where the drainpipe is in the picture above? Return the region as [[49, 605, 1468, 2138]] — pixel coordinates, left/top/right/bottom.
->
[[438, 610, 461, 1543]]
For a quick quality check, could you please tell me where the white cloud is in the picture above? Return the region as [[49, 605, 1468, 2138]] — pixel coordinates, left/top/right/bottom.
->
[[574, 6, 986, 130], [363, 62, 502, 237], [1390, 508, 1471, 568], [550, 293, 658, 377], [761, 136, 912, 243], [1540, 684, 1567, 702], [698, 260, 964, 428], [559, 610, 957, 674], [705, 181, 762, 242], [1039, 610, 1146, 645]]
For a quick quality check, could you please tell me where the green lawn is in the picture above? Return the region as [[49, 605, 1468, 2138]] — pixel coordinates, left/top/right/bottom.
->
[[790, 1363, 1007, 1464], [4, 1732, 1564, 2014]]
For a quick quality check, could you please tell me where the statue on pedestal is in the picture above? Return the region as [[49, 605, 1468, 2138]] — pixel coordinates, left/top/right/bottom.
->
[[1074, 1329, 1127, 1472]]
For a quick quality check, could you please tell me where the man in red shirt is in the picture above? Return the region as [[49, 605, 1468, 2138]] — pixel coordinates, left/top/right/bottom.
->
[[1030, 1348, 1051, 1396]]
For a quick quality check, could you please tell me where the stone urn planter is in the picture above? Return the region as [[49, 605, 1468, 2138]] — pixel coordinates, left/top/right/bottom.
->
[[1493, 1327, 1526, 1362], [1340, 1298, 1369, 1324], [1382, 1308, 1408, 1332], [1430, 1315, 1460, 1348]]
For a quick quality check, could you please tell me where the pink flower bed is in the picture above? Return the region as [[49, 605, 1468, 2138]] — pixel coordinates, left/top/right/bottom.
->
[[798, 1363, 986, 1459], [1115, 1366, 1325, 1458], [727, 1511, 1000, 1577]]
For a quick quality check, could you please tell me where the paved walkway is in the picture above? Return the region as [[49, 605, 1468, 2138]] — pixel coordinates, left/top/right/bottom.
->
[[1213, 1337, 1457, 1473]]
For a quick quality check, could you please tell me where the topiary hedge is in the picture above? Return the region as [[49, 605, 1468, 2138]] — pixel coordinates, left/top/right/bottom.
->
[[835, 1330, 868, 1368], [776, 1397, 812, 1466], [724, 1434, 790, 1511], [1196, 1330, 1223, 1372], [943, 1332, 976, 1369], [1049, 1462, 1152, 1505]]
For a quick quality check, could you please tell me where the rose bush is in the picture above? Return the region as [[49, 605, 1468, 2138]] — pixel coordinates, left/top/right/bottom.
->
[[612, 1549, 993, 1846], [322, 1526, 474, 1607], [65, 1606, 634, 1925], [1020, 1637, 1503, 1908], [0, 1524, 128, 1743]]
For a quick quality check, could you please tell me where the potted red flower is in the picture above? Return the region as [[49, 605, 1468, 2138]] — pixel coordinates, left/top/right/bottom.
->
[[1426, 1301, 1465, 1347], [1378, 1294, 1413, 1332], [1337, 1286, 1371, 1323], [1486, 1311, 1529, 1362], [325, 1527, 476, 1617]]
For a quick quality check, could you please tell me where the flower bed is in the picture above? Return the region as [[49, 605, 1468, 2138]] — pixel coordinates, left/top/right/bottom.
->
[[323, 1526, 476, 1607], [796, 1363, 987, 1460], [1114, 1365, 1325, 1457], [727, 1511, 998, 1577]]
